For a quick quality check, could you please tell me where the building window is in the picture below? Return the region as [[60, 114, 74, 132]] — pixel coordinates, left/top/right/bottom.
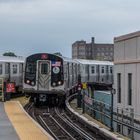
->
[[102, 52, 104, 56], [117, 73, 121, 103], [101, 67, 104, 73], [128, 73, 132, 105], [13, 64, 17, 74], [91, 66, 95, 74], [5, 63, 10, 74], [0, 64, 2, 74]]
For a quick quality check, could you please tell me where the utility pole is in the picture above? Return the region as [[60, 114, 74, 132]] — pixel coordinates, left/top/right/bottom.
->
[[110, 88, 116, 131]]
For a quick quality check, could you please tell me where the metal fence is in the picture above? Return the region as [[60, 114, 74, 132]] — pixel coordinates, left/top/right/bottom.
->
[[82, 93, 140, 139]]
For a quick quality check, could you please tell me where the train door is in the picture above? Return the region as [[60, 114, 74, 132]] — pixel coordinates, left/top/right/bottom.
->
[[37, 60, 51, 91]]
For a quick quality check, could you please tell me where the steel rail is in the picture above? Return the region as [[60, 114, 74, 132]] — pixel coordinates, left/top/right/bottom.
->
[[38, 115, 59, 140], [55, 107, 94, 140], [49, 115, 76, 140], [61, 110, 96, 139]]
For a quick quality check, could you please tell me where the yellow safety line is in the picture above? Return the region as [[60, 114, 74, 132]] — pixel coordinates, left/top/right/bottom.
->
[[4, 101, 53, 140]]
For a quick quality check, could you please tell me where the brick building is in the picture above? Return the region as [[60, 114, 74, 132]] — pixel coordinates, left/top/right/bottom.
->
[[72, 37, 114, 61]]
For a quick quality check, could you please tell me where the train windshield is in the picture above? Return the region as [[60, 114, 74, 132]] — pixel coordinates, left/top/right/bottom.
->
[[41, 63, 49, 74], [26, 62, 36, 74]]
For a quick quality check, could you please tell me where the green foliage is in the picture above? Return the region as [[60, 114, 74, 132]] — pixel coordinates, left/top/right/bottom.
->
[[3, 52, 17, 57], [53, 52, 62, 56]]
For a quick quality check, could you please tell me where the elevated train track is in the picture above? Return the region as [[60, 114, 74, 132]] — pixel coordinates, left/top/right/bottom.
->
[[24, 95, 114, 140]]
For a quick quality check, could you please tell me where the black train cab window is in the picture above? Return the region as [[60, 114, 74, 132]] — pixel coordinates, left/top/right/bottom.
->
[[41, 63, 49, 74]]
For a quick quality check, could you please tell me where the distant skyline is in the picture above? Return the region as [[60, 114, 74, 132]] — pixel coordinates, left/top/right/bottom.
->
[[0, 0, 140, 57]]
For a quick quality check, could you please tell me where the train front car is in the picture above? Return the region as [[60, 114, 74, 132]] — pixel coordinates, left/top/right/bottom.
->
[[23, 53, 64, 105]]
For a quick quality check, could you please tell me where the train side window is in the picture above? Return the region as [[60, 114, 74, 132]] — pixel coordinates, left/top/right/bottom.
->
[[110, 67, 112, 74], [19, 64, 23, 73], [0, 64, 2, 74], [13, 64, 17, 74], [91, 66, 95, 74], [85, 65, 88, 73], [41, 63, 48, 74], [5, 63, 9, 74], [101, 66, 104, 73]]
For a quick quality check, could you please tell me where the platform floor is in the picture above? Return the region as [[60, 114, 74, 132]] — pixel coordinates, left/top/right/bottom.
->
[[4, 101, 53, 140], [0, 102, 19, 140]]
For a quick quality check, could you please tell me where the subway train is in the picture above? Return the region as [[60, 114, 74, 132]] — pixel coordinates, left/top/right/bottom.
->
[[23, 53, 113, 105], [0, 56, 24, 93]]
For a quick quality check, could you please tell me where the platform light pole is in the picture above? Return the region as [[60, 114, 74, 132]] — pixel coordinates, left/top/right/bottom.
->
[[110, 88, 116, 132]]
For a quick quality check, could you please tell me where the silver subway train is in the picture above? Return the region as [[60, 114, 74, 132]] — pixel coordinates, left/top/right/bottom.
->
[[0, 56, 24, 93], [23, 53, 113, 105]]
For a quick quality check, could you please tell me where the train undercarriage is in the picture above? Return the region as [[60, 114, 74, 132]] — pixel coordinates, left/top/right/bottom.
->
[[26, 92, 66, 106]]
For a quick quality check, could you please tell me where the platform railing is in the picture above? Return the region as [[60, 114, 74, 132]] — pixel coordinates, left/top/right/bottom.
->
[[82, 93, 140, 139]]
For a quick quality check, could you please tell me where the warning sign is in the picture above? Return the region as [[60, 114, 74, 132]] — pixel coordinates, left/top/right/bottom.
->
[[82, 83, 87, 89], [6, 82, 15, 93]]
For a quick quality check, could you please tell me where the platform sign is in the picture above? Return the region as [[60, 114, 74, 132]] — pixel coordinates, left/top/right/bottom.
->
[[82, 83, 87, 90], [6, 82, 15, 93], [41, 54, 48, 59]]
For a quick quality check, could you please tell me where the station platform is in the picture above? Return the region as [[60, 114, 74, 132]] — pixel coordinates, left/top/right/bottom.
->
[[2, 101, 54, 140], [69, 99, 130, 140], [0, 102, 19, 140]]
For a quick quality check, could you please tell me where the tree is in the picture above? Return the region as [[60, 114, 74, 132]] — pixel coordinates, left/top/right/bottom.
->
[[3, 52, 17, 57], [53, 52, 62, 56]]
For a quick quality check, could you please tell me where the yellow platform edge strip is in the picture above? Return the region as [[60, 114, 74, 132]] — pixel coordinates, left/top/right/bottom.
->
[[4, 101, 54, 140]]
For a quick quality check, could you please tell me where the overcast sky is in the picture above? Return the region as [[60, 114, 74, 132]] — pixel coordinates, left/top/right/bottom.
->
[[0, 0, 140, 57]]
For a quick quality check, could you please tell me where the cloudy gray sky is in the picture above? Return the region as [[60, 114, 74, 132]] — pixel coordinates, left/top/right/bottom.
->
[[0, 0, 140, 57]]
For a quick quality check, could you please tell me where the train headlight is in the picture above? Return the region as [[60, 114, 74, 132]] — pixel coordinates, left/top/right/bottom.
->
[[26, 80, 30, 84], [52, 82, 56, 86], [31, 81, 35, 86], [58, 81, 61, 85]]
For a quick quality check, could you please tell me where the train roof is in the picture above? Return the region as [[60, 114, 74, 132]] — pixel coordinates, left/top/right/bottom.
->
[[74, 59, 114, 65], [61, 56, 113, 65], [0, 56, 25, 63], [62, 56, 78, 63]]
